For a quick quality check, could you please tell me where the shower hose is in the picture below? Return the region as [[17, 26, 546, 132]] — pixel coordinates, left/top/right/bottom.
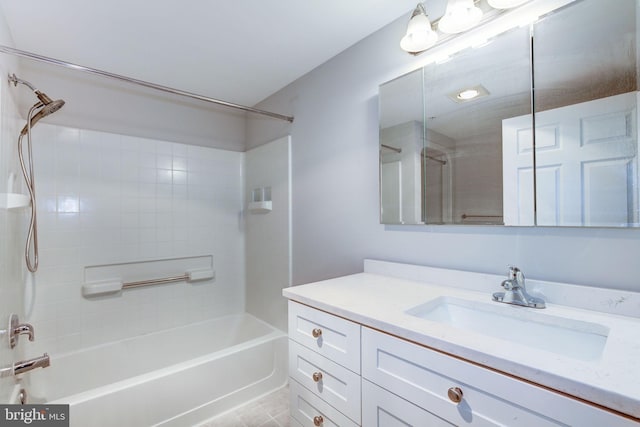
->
[[18, 102, 43, 273]]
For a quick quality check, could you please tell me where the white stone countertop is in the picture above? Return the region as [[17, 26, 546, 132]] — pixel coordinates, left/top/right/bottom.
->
[[283, 260, 640, 420]]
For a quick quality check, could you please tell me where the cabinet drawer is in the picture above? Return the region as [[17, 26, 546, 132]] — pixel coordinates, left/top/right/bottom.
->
[[362, 327, 635, 427], [289, 340, 361, 424], [288, 301, 360, 373], [290, 379, 359, 427], [362, 379, 454, 427]]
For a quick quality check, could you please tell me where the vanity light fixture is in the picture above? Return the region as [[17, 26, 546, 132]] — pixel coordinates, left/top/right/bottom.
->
[[398, 0, 572, 61], [400, 3, 439, 54], [487, 0, 530, 9], [438, 0, 483, 34], [448, 84, 489, 103]]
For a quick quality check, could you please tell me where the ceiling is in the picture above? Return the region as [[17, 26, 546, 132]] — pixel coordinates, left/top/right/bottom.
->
[[0, 0, 419, 107]]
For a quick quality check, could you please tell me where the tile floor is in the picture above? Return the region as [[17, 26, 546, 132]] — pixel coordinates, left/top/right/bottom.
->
[[197, 386, 290, 427]]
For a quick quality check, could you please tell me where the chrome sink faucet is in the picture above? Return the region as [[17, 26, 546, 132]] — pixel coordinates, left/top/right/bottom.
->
[[492, 266, 545, 309]]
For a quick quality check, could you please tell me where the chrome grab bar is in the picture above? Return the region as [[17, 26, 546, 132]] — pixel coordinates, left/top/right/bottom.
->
[[82, 268, 215, 296], [122, 274, 189, 289]]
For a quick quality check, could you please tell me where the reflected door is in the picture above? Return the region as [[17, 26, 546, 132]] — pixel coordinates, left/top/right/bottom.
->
[[504, 91, 639, 226]]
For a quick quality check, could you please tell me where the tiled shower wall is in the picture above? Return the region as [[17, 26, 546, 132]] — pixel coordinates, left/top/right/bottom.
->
[[26, 124, 245, 356]]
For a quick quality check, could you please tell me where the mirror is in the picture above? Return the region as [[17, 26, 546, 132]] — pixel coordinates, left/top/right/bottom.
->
[[380, 0, 639, 227], [530, 0, 638, 227], [379, 68, 425, 224]]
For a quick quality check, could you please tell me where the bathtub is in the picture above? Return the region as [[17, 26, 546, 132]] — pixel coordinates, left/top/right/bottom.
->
[[23, 314, 288, 427]]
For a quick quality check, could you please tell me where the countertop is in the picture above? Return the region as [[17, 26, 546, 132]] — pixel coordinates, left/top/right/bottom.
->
[[283, 260, 640, 419]]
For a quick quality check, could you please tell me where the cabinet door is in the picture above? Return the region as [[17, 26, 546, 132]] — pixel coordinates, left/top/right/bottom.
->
[[290, 379, 359, 427], [289, 340, 361, 424], [288, 301, 361, 373], [362, 379, 454, 427], [362, 327, 636, 427]]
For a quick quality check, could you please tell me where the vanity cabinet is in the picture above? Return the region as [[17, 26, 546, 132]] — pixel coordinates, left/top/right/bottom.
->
[[288, 301, 361, 426], [287, 300, 636, 427]]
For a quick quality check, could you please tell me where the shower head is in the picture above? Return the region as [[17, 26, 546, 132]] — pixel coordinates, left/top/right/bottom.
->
[[20, 98, 66, 136], [9, 74, 66, 135]]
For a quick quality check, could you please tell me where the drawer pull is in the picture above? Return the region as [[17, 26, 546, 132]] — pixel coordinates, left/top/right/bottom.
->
[[447, 387, 463, 404], [313, 415, 324, 426], [312, 328, 323, 338], [312, 371, 323, 382]]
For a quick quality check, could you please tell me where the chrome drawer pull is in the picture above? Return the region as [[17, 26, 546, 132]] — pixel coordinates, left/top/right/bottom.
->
[[312, 371, 323, 382], [312, 328, 322, 338], [313, 415, 324, 426], [447, 387, 463, 404]]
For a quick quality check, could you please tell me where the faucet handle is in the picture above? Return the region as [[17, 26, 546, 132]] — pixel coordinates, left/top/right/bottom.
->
[[9, 314, 35, 349], [506, 265, 519, 277]]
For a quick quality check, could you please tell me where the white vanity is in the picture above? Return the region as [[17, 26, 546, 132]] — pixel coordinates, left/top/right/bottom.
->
[[283, 260, 640, 426]]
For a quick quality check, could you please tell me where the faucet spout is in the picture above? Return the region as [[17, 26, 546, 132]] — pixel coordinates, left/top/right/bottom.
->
[[12, 353, 50, 376]]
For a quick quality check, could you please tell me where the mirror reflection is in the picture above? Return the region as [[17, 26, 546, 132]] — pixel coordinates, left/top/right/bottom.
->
[[379, 0, 639, 227], [531, 0, 638, 227]]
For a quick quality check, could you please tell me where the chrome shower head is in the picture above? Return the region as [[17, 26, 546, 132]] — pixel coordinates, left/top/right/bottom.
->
[[9, 74, 66, 135], [20, 98, 65, 136]]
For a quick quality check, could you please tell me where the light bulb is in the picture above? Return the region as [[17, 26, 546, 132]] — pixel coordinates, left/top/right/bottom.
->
[[457, 89, 480, 100], [438, 0, 483, 34], [401, 5, 438, 53]]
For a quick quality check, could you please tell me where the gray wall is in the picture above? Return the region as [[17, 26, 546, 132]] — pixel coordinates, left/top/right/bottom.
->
[[246, 14, 640, 291], [245, 136, 291, 331]]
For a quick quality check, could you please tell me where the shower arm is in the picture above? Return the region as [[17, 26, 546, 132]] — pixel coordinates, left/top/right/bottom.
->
[[8, 73, 37, 91], [0, 44, 294, 123], [8, 73, 55, 106]]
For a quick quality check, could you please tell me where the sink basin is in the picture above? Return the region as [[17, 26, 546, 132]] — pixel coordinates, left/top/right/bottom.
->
[[406, 297, 609, 361]]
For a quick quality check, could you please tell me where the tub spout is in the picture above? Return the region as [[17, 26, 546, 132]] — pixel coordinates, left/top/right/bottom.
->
[[13, 353, 50, 376]]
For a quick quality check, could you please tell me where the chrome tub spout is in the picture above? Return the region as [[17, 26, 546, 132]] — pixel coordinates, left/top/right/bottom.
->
[[13, 353, 50, 376]]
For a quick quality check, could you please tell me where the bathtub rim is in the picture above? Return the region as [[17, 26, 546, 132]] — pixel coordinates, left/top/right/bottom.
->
[[35, 313, 285, 406], [51, 312, 280, 360]]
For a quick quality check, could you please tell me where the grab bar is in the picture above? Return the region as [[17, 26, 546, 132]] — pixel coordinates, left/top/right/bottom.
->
[[123, 274, 190, 289], [461, 214, 503, 219], [82, 269, 215, 297]]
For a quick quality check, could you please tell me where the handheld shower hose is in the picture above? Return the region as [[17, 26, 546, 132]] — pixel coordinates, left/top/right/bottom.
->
[[9, 74, 65, 273]]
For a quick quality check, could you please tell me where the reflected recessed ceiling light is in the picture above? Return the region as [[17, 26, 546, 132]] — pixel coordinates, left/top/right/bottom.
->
[[401, 3, 439, 54], [438, 0, 483, 34], [458, 89, 480, 100], [488, 0, 530, 9], [448, 84, 490, 103]]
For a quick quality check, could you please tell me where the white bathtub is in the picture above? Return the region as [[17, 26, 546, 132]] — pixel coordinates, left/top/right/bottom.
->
[[25, 314, 288, 427]]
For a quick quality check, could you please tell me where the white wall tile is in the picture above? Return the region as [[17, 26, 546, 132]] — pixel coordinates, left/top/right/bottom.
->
[[25, 124, 245, 354]]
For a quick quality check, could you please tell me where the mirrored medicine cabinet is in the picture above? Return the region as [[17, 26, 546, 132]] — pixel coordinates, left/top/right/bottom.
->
[[379, 0, 639, 227]]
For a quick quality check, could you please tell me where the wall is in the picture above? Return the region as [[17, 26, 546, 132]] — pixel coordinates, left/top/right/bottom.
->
[[245, 136, 291, 331], [453, 133, 503, 224], [0, 3, 25, 403], [25, 124, 245, 356], [11, 60, 249, 152], [246, 12, 640, 291]]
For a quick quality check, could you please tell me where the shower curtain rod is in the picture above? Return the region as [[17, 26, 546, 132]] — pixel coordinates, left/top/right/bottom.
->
[[0, 44, 294, 123]]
